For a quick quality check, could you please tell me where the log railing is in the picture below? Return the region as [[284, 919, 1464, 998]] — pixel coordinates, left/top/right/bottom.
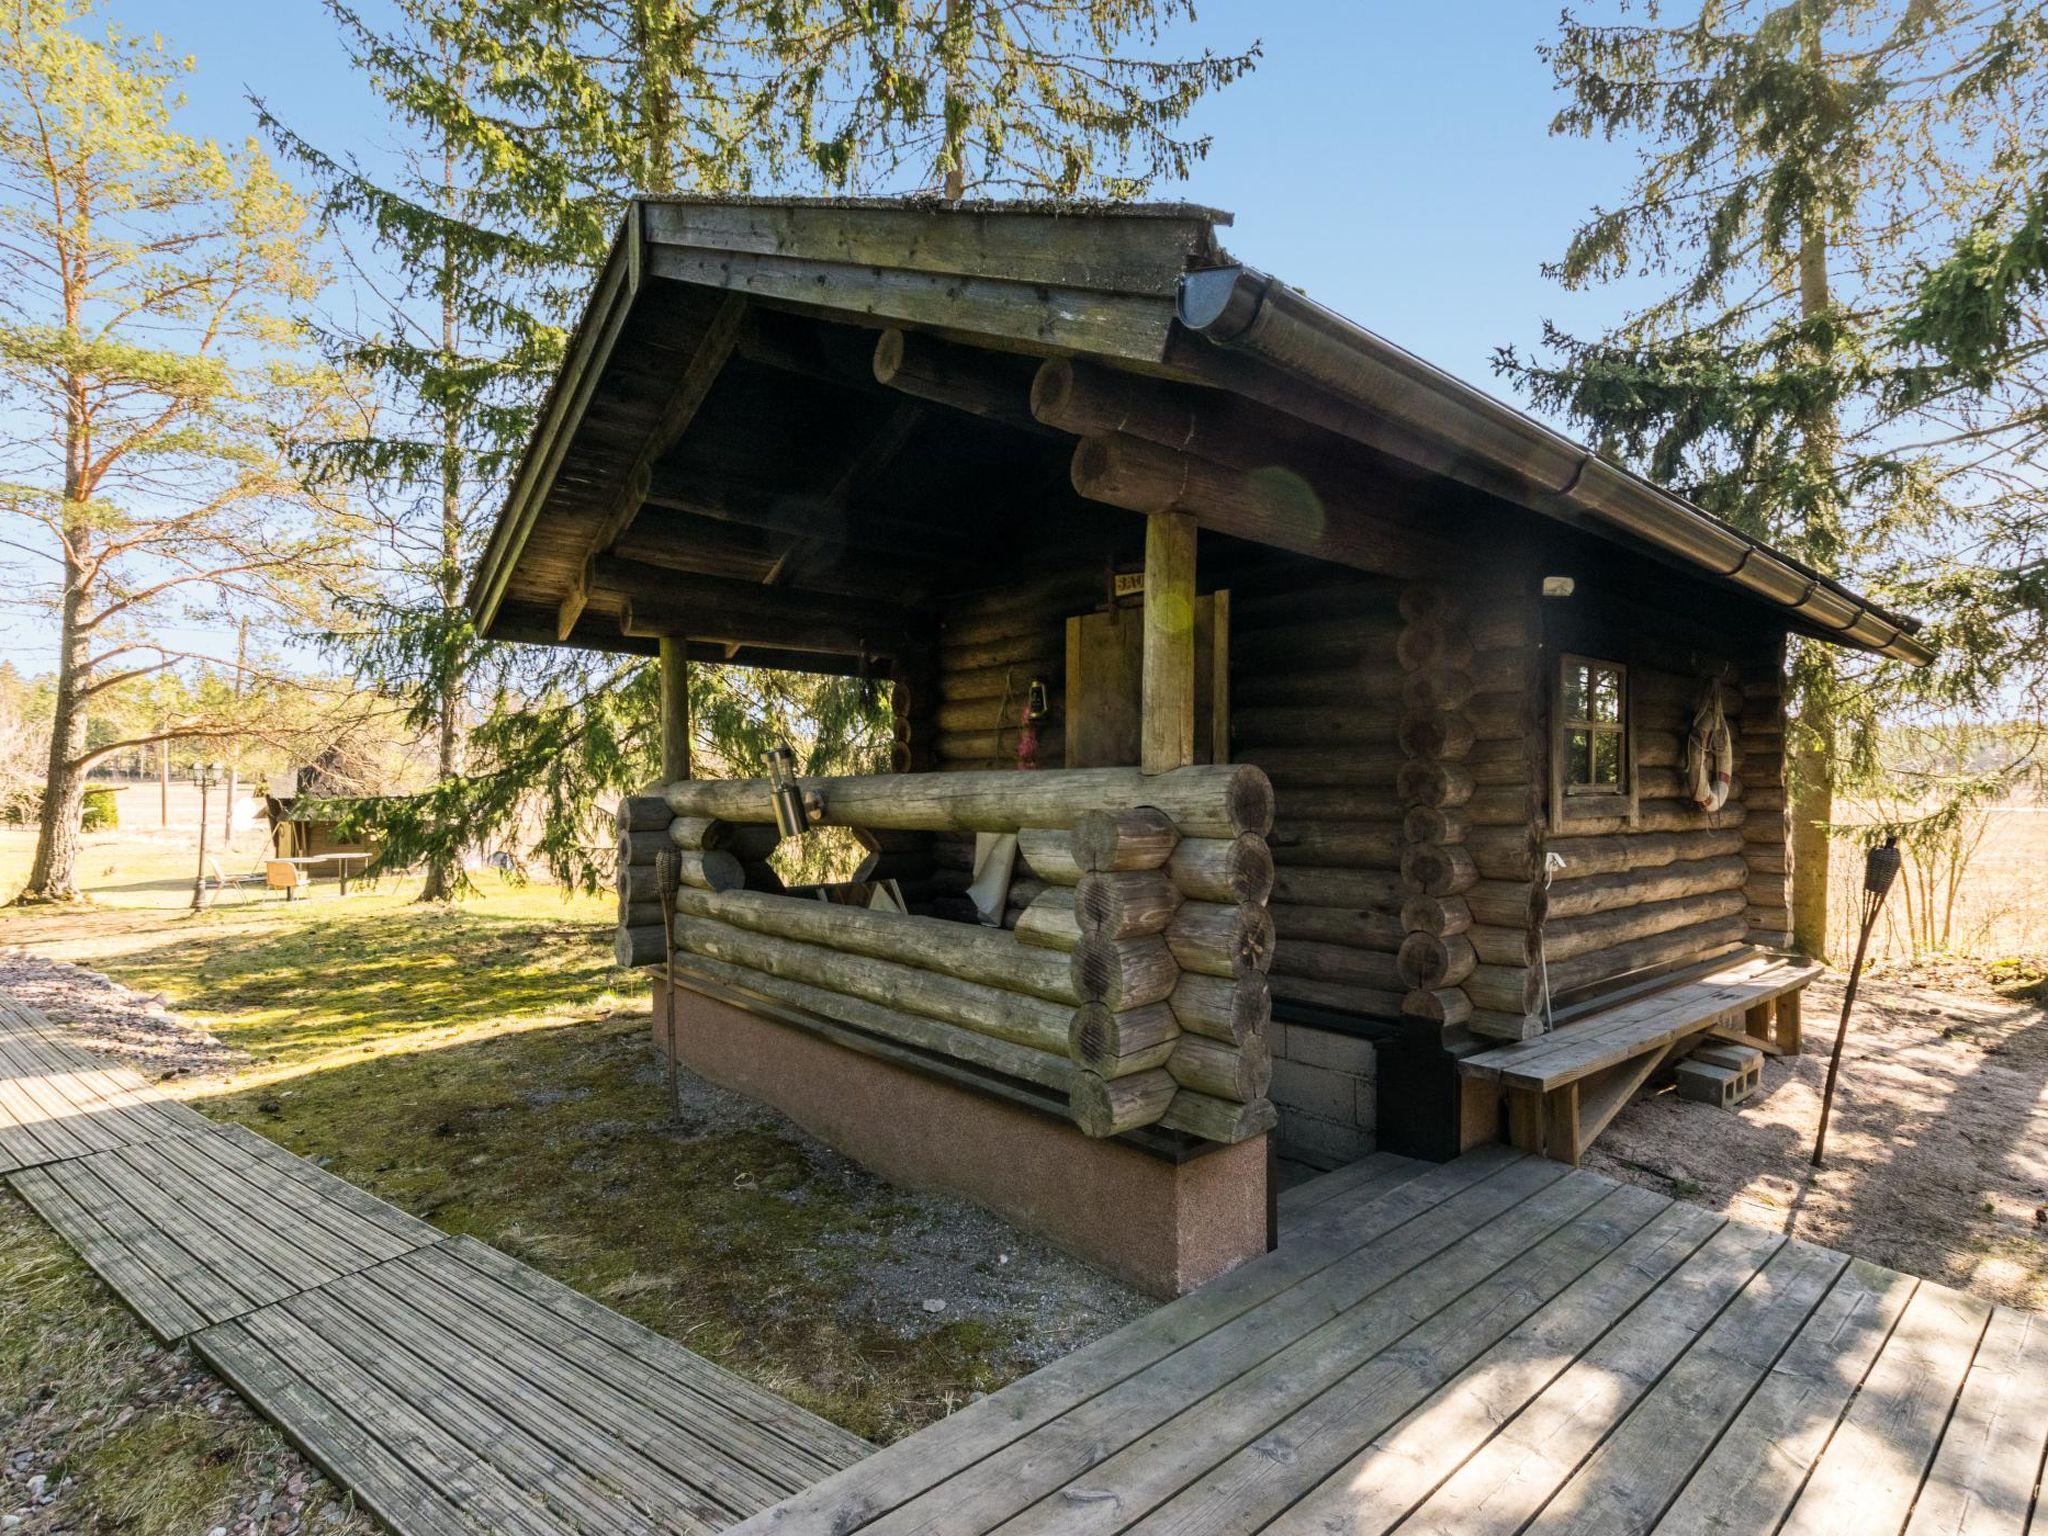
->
[[614, 765, 1278, 1146]]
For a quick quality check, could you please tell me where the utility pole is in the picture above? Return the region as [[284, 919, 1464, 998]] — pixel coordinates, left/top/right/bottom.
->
[[190, 762, 217, 910]]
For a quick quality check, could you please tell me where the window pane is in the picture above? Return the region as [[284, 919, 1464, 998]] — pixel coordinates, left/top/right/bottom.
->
[[1565, 728, 1592, 785], [1590, 666, 1622, 724], [1590, 729, 1622, 785], [1562, 663, 1589, 722]]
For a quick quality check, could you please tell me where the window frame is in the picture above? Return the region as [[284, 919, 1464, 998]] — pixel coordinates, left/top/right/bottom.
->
[[1549, 651, 1635, 830]]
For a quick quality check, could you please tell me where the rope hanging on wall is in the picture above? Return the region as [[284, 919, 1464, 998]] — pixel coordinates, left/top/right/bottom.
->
[[1686, 683, 1734, 812]]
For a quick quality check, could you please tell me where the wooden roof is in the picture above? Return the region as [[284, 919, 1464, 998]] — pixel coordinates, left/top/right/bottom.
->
[[469, 197, 1930, 667]]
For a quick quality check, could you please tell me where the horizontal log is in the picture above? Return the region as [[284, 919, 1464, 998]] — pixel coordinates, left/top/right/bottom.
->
[[1076, 869, 1182, 939], [664, 764, 1273, 838], [1397, 760, 1474, 809], [1469, 605, 1538, 651], [1069, 430, 1456, 578], [668, 816, 733, 852], [1165, 902, 1275, 979], [1468, 825, 1545, 882], [1397, 931, 1478, 989], [1242, 747, 1405, 790], [1459, 785, 1535, 827], [1400, 842, 1478, 896], [1272, 902, 1404, 951], [1555, 800, 1749, 838], [1398, 710, 1474, 762], [1070, 933, 1180, 1011], [1744, 845, 1788, 874], [676, 951, 1072, 1094], [619, 828, 669, 865], [618, 865, 675, 905], [1466, 963, 1539, 1015], [1396, 617, 1473, 673], [1469, 648, 1528, 694], [670, 914, 1072, 1054], [1469, 1008, 1546, 1043], [1072, 807, 1181, 873], [937, 659, 1058, 704], [1269, 938, 1402, 992], [1233, 614, 1401, 673], [670, 886, 1077, 1003], [1233, 703, 1399, 746], [1268, 974, 1405, 1019], [1402, 986, 1473, 1028], [934, 726, 1065, 764], [1402, 668, 1475, 713], [1269, 819, 1403, 871], [1542, 888, 1747, 965], [938, 632, 1064, 674], [677, 849, 746, 892], [1167, 835, 1275, 906], [1542, 855, 1749, 921], [1069, 1001, 1180, 1078], [1017, 827, 1083, 886], [1466, 879, 1542, 929], [616, 924, 665, 969], [871, 328, 1045, 433], [1069, 1069, 1176, 1138], [1745, 874, 1787, 905], [1544, 914, 1750, 996], [1167, 1035, 1271, 1102], [1170, 971, 1271, 1045], [1467, 923, 1535, 966], [1547, 828, 1746, 880], [1015, 887, 1082, 952], [1399, 894, 1471, 938], [1158, 1089, 1277, 1144], [616, 795, 672, 833], [1272, 866, 1402, 911]]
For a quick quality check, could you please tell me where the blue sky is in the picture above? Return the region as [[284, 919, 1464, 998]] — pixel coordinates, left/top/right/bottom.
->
[[1, 1, 1646, 675], [147, 0, 1646, 390]]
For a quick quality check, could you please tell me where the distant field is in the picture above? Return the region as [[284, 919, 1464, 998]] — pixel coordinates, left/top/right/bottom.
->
[[1827, 802, 2048, 963]]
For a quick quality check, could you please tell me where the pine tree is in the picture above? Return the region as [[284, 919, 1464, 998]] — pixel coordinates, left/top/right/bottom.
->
[[0, 0, 351, 901], [1501, 0, 2048, 959]]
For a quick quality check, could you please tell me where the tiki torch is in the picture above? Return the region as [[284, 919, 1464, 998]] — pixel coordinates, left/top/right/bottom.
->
[[1811, 835, 1902, 1168]]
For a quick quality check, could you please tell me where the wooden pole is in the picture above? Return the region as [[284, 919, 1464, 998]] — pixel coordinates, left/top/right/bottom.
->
[[1142, 510, 1197, 775], [658, 635, 690, 783]]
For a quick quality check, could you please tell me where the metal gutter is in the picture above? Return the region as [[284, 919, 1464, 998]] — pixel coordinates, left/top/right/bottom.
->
[[1177, 266, 1934, 666]]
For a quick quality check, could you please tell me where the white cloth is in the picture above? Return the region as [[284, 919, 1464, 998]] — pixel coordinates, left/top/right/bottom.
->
[[967, 832, 1018, 926]]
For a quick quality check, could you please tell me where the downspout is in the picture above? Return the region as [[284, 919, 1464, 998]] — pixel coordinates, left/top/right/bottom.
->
[[1176, 266, 1928, 665]]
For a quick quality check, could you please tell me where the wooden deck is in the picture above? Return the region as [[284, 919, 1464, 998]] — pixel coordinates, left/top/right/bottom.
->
[[0, 990, 868, 1534], [738, 1147, 2048, 1536]]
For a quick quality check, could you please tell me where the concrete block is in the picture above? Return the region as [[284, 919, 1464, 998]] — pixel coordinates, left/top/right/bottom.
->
[[1284, 1025, 1377, 1079]]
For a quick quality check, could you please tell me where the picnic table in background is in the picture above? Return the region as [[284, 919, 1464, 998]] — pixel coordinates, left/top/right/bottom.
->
[[267, 852, 375, 898]]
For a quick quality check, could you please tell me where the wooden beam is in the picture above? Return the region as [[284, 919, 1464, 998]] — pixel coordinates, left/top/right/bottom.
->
[[659, 636, 690, 782], [557, 293, 748, 638], [872, 329, 1054, 435], [1069, 432, 1459, 578], [1142, 510, 1197, 774], [766, 400, 924, 589], [593, 553, 920, 652], [642, 463, 982, 559]]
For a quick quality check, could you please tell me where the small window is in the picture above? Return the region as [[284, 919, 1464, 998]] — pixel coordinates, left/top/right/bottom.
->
[[1555, 655, 1630, 803]]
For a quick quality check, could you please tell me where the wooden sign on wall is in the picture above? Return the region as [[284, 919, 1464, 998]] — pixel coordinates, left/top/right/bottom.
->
[[1064, 592, 1230, 769]]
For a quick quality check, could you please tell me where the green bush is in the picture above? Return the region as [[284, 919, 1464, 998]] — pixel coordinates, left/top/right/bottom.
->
[[81, 786, 119, 831]]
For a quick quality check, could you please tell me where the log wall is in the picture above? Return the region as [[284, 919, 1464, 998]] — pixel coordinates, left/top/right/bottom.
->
[[650, 765, 1277, 1146]]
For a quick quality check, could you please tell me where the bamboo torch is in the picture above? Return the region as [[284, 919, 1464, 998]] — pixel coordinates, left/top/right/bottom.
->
[[1811, 835, 1902, 1168]]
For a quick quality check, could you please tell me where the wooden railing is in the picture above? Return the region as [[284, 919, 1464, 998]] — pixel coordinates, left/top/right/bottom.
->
[[615, 766, 1278, 1145]]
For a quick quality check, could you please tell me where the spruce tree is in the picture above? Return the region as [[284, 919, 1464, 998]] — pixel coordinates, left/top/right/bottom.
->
[[1502, 0, 2048, 959]]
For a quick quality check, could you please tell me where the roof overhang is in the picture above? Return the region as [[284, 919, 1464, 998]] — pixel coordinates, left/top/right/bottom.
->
[[468, 196, 1931, 667]]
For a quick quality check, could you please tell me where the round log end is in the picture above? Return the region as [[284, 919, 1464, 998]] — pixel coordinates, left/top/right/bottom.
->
[[1073, 807, 1179, 872], [872, 327, 907, 384], [1029, 356, 1076, 425], [1224, 764, 1276, 838]]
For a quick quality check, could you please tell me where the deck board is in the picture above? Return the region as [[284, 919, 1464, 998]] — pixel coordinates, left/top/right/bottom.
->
[[1, 986, 868, 1534], [740, 1140, 2048, 1536]]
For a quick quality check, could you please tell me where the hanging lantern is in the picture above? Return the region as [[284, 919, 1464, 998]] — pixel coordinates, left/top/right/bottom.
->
[[1863, 836, 1902, 896], [766, 744, 809, 841]]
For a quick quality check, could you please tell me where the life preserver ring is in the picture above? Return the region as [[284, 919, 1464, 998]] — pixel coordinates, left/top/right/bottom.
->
[[1687, 686, 1734, 812]]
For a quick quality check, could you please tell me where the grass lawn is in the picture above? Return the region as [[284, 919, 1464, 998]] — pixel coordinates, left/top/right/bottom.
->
[[0, 827, 1143, 1530]]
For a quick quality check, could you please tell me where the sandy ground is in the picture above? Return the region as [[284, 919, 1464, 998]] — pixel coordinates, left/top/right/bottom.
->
[[1585, 966, 2048, 1310]]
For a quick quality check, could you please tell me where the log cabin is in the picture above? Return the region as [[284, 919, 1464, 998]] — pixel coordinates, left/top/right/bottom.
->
[[467, 196, 1930, 1295]]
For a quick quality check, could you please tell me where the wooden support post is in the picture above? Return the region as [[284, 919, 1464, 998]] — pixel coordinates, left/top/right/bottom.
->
[[658, 635, 690, 783], [1142, 510, 1197, 775]]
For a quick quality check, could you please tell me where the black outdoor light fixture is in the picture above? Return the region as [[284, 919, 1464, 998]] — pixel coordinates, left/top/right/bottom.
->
[[189, 761, 222, 912], [1811, 835, 1904, 1168]]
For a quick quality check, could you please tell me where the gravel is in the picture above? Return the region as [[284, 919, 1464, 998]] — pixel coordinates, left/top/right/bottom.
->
[[0, 949, 244, 1080]]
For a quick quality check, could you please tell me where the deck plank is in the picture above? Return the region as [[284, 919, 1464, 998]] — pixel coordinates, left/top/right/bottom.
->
[[852, 1157, 1575, 1536], [728, 1146, 1532, 1536], [1779, 1280, 1994, 1536], [1653, 1259, 1918, 1536], [1264, 1199, 1725, 1536], [1078, 1183, 1670, 1536], [1521, 1238, 1851, 1534], [1275, 1153, 1429, 1229], [1382, 1217, 1786, 1536], [1903, 1306, 2048, 1536]]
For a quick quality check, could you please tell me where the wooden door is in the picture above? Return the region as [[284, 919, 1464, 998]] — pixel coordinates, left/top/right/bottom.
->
[[1064, 592, 1229, 768]]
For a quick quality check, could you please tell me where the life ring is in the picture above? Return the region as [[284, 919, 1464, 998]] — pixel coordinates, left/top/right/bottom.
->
[[1687, 686, 1734, 812]]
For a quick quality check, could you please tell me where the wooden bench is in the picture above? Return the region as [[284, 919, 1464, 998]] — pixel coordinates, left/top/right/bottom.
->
[[1457, 950, 1822, 1165]]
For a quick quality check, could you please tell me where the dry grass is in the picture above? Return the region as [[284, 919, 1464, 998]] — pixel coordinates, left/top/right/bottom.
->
[[1826, 801, 2048, 963]]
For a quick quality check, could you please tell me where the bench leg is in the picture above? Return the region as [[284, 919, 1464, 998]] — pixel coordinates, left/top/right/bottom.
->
[[1775, 991, 1803, 1054], [1543, 1084, 1583, 1167], [1506, 1088, 1545, 1154], [1458, 1077, 1501, 1153]]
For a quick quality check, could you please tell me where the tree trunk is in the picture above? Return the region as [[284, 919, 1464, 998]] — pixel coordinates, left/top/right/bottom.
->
[[941, 0, 968, 199], [22, 544, 89, 901], [418, 160, 465, 906]]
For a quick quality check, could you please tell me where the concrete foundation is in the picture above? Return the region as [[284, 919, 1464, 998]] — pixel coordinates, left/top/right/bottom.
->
[[652, 983, 1268, 1298]]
